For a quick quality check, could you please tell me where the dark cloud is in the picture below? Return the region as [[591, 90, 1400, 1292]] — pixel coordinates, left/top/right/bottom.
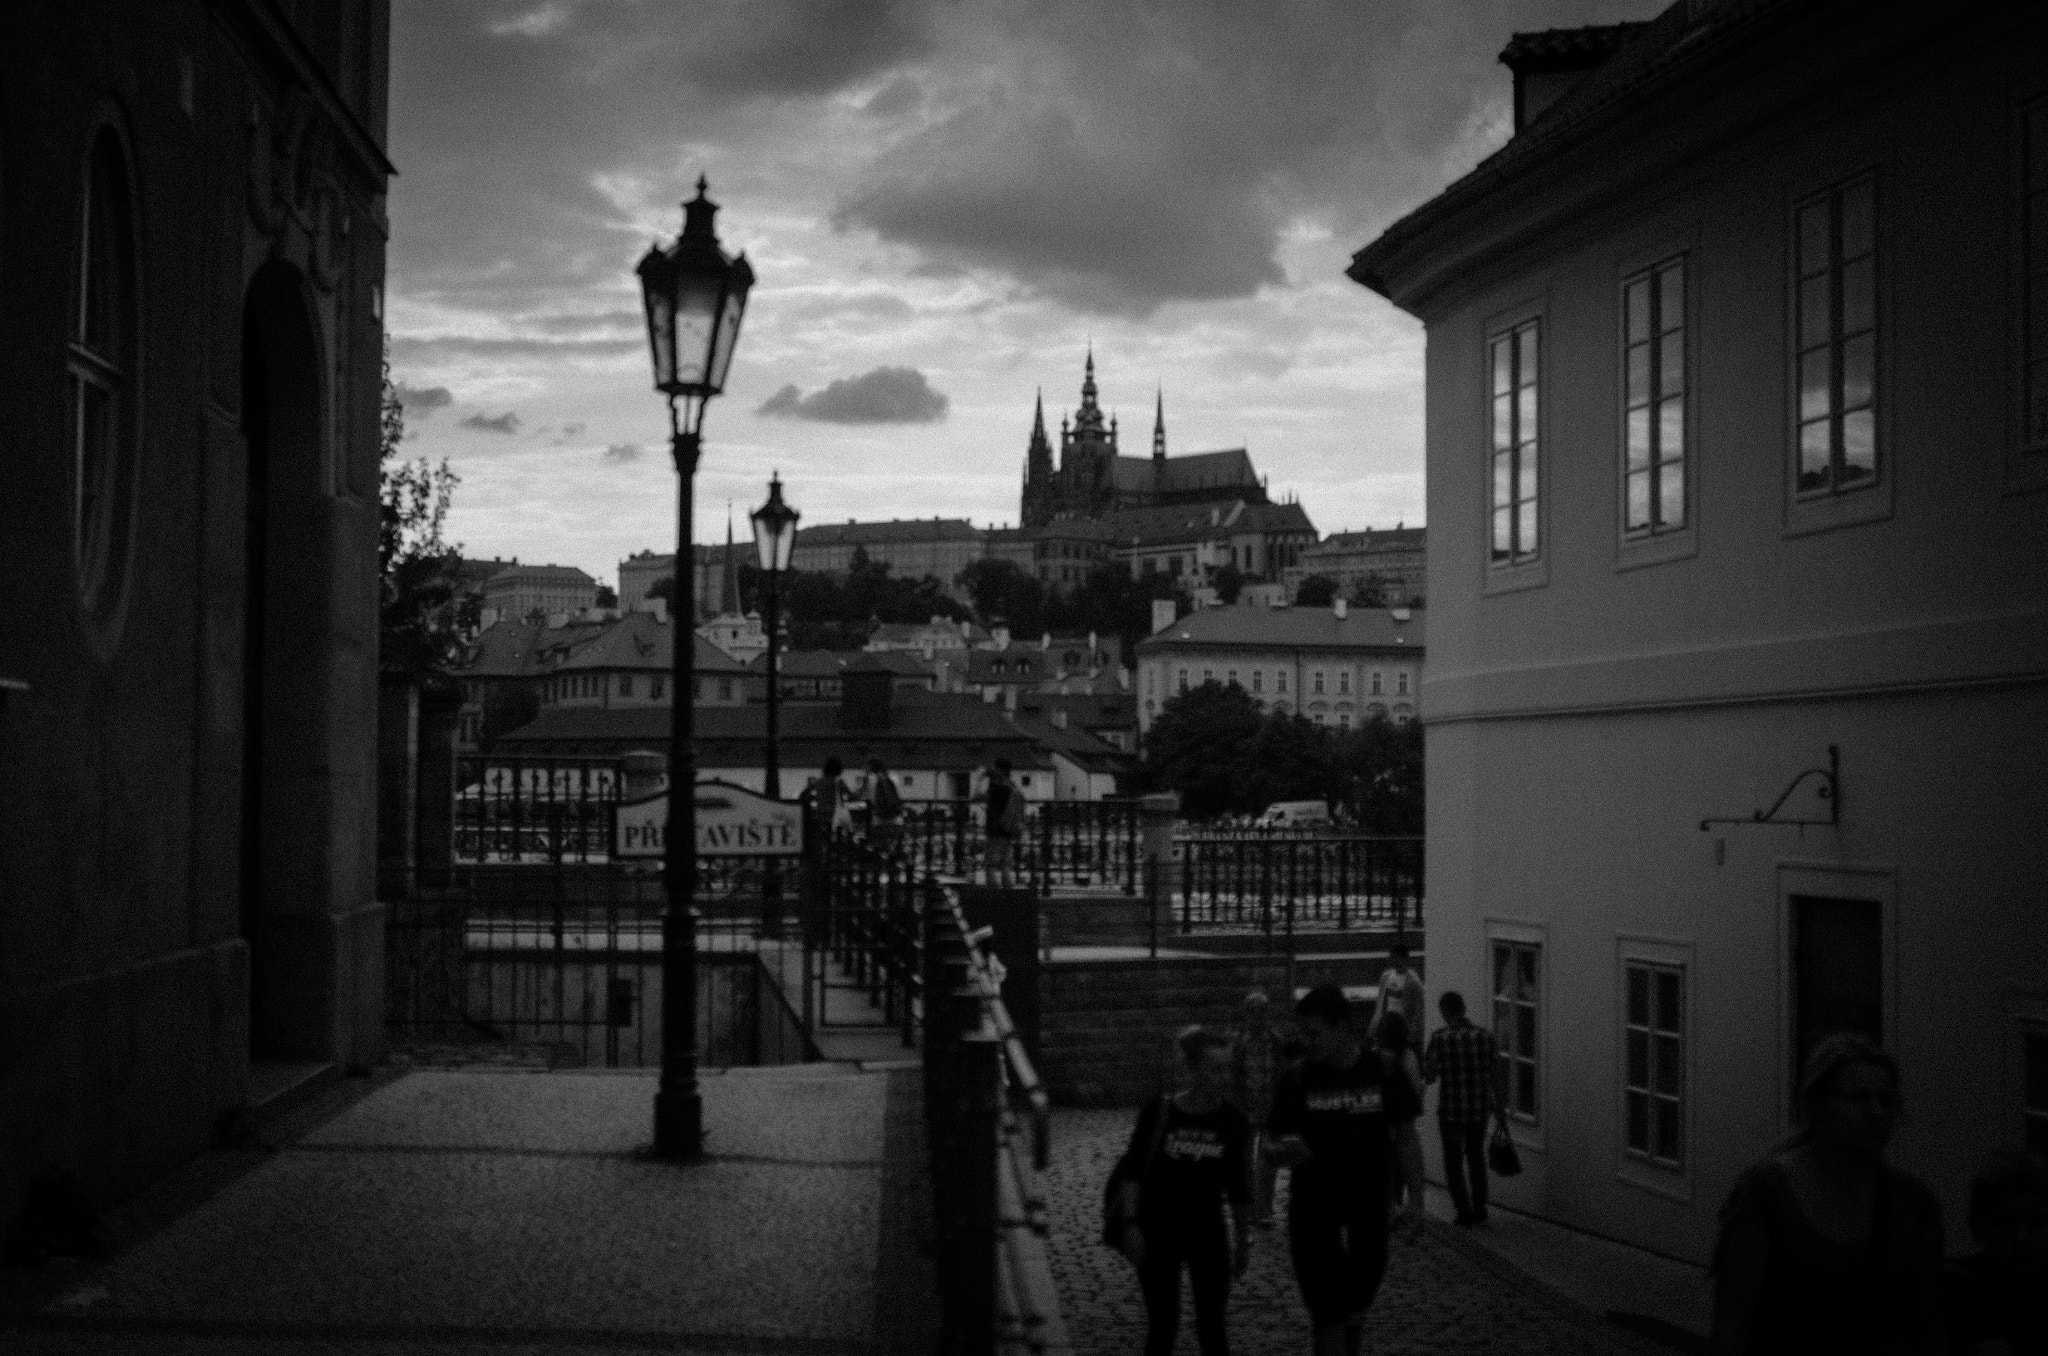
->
[[393, 382, 454, 417], [524, 309, 644, 335], [391, 335, 641, 360], [756, 366, 948, 423], [603, 442, 642, 462], [462, 411, 523, 434]]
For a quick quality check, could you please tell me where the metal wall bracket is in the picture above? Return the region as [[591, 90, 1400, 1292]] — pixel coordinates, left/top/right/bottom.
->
[[1699, 744, 1839, 832]]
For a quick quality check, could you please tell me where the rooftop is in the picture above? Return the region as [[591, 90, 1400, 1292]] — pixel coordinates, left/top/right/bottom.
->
[[1137, 603, 1426, 653]]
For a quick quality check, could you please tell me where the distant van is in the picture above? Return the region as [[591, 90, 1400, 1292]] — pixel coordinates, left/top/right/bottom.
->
[[1256, 800, 1331, 829]]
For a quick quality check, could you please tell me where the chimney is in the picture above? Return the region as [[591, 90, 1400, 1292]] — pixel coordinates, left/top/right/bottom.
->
[[1499, 24, 1641, 133], [993, 624, 1011, 650], [651, 597, 669, 625], [547, 611, 568, 629], [1391, 606, 1412, 622], [1150, 599, 1176, 634], [1051, 708, 1069, 730], [1334, 597, 1347, 620], [839, 660, 895, 730]]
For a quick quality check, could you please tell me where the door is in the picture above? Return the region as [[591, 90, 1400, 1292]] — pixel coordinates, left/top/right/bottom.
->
[[1790, 893, 1883, 1088]]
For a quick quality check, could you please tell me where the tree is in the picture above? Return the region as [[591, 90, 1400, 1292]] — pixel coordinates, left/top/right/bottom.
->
[[1350, 573, 1387, 608], [1138, 682, 1269, 819], [1330, 717, 1424, 833], [646, 574, 677, 606], [1212, 562, 1245, 605], [380, 348, 470, 675], [956, 558, 1048, 636], [1294, 573, 1337, 608], [594, 583, 619, 609]]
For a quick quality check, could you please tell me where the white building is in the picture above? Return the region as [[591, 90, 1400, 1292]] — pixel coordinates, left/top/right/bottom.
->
[[1349, 0, 2048, 1267], [1133, 602, 1423, 734]]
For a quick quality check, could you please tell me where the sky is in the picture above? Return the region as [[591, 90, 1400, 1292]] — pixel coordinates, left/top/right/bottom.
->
[[385, 0, 1646, 587]]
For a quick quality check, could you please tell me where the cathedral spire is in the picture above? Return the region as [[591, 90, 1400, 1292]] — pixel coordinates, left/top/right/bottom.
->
[[718, 506, 740, 616], [1152, 388, 1166, 462]]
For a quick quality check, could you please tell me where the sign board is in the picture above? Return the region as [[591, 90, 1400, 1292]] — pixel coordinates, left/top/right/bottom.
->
[[614, 779, 805, 858]]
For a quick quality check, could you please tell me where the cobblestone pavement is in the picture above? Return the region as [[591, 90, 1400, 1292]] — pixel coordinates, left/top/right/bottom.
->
[[1045, 1108, 1666, 1356]]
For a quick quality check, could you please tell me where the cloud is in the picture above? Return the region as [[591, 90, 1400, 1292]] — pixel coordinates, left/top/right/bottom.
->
[[603, 442, 642, 462], [462, 411, 523, 434], [756, 366, 948, 423], [393, 382, 454, 417], [390, 335, 641, 361]]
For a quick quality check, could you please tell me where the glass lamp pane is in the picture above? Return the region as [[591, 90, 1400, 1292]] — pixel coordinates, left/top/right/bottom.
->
[[1799, 420, 1832, 492], [1626, 278, 1650, 343], [1628, 407, 1651, 469], [642, 288, 675, 390], [706, 278, 751, 392], [1659, 263, 1684, 332], [1800, 349, 1832, 422], [1627, 343, 1650, 408], [1627, 470, 1651, 532], [669, 272, 720, 389], [1842, 408, 1876, 482], [1842, 257, 1874, 336]]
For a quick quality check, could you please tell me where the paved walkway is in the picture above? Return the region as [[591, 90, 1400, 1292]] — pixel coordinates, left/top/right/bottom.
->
[[2, 1063, 935, 1355], [1044, 1108, 1674, 1356]]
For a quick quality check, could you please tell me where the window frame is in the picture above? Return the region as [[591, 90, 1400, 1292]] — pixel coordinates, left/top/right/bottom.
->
[[1783, 167, 1895, 537], [1487, 925, 1546, 1138], [1482, 298, 1550, 595], [1616, 249, 1701, 570], [1617, 936, 1694, 1198]]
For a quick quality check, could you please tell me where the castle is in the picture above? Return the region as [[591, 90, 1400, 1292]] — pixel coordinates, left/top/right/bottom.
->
[[1019, 353, 1269, 529]]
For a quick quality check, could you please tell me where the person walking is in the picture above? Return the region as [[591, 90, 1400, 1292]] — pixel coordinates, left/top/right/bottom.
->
[[1111, 1027, 1254, 1356], [1374, 1011, 1426, 1234], [1269, 985, 1394, 1356], [1421, 990, 1506, 1227], [1371, 942, 1425, 1054], [861, 758, 903, 851], [981, 757, 1024, 885], [1233, 990, 1286, 1228], [1709, 1031, 1947, 1355], [1943, 1148, 2048, 1355]]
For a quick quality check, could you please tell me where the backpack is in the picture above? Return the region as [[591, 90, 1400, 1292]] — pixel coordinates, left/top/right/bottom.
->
[[871, 774, 902, 818], [996, 783, 1027, 837]]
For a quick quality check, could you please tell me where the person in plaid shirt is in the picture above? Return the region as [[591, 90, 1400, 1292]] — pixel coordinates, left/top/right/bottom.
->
[[1422, 991, 1509, 1226]]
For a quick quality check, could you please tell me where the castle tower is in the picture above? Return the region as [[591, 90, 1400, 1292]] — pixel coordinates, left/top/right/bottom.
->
[[1021, 389, 1056, 529], [1152, 389, 1166, 462], [1062, 349, 1116, 517]]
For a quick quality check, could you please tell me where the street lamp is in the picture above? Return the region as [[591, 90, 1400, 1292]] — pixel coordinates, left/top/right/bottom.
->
[[637, 175, 755, 1161], [749, 474, 799, 936]]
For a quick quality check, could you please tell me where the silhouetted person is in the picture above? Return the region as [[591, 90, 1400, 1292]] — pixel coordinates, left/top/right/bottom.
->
[[1710, 1031, 1946, 1355], [981, 757, 1022, 885], [1422, 990, 1505, 1226]]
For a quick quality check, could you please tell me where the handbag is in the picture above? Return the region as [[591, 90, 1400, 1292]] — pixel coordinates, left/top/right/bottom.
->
[[1101, 1097, 1170, 1249], [1487, 1120, 1522, 1177]]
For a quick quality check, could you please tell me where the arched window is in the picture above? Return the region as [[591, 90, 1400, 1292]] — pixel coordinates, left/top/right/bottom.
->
[[70, 126, 140, 642]]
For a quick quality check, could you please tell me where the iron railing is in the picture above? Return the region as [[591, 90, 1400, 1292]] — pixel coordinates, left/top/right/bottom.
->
[[923, 884, 1070, 1356], [887, 797, 1141, 895], [453, 754, 621, 864], [1171, 834, 1424, 936]]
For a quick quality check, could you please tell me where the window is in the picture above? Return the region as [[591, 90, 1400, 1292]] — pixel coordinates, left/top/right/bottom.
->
[[619, 675, 634, 698], [1489, 320, 1540, 565], [1226, 669, 1238, 687], [693, 678, 704, 700], [651, 676, 664, 700], [1251, 670, 1263, 693], [1201, 668, 1213, 685], [1338, 712, 1350, 728], [1493, 940, 1540, 1121], [1794, 175, 1878, 496], [718, 678, 733, 701], [1338, 672, 1350, 695], [1397, 672, 1409, 696], [1371, 671, 1383, 696], [71, 127, 140, 643], [1276, 670, 1287, 694], [1312, 671, 1325, 695], [1624, 256, 1687, 536], [2026, 1028, 2048, 1157], [1624, 962, 1686, 1168], [1177, 667, 1188, 693]]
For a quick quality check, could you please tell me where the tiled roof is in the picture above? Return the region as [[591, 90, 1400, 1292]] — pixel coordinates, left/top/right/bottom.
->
[[796, 518, 984, 547], [1109, 448, 1260, 497], [1010, 715, 1130, 774], [485, 563, 597, 585], [453, 615, 748, 679], [1137, 603, 1426, 653], [1015, 692, 1137, 731], [1305, 527, 1427, 554], [1103, 499, 1317, 547], [1499, 21, 1646, 71]]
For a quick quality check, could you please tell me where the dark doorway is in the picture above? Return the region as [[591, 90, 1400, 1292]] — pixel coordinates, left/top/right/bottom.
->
[[239, 263, 325, 1057], [1791, 894, 1883, 1089]]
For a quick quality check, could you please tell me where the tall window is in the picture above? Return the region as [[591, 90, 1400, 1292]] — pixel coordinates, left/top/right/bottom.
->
[[1312, 671, 1325, 695], [1624, 962, 1685, 1167], [651, 675, 664, 700], [1795, 174, 1877, 496], [619, 675, 635, 698], [1226, 669, 1238, 687], [1489, 321, 1540, 565], [1371, 671, 1383, 696], [1493, 940, 1540, 1121], [2024, 1027, 2048, 1157], [1338, 671, 1350, 695], [1276, 670, 1287, 693], [1397, 672, 1409, 696], [1624, 257, 1687, 535], [2025, 102, 2048, 453], [71, 129, 139, 633], [1177, 667, 1188, 693], [1251, 670, 1263, 693]]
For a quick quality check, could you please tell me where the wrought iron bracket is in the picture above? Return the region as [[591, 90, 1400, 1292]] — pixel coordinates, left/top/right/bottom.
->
[[1699, 744, 1839, 832]]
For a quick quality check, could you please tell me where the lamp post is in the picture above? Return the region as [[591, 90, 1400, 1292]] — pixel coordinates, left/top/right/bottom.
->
[[749, 475, 799, 936], [637, 176, 754, 1161]]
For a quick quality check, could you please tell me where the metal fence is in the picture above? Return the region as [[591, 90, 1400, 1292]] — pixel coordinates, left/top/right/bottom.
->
[[923, 885, 1070, 1356], [1170, 834, 1425, 935], [453, 755, 621, 864], [890, 797, 1141, 894]]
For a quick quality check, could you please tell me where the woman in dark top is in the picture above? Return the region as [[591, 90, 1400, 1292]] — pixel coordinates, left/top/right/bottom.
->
[[1270, 984, 1394, 1356], [1942, 1149, 2048, 1355], [1113, 1026, 1253, 1356], [1710, 1031, 1946, 1355]]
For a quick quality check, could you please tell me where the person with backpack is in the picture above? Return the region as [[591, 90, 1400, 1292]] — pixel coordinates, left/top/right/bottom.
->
[[863, 758, 903, 851], [1107, 1027, 1254, 1356], [982, 757, 1024, 885]]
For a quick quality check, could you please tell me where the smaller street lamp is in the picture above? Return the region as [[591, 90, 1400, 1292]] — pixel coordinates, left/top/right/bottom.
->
[[749, 475, 800, 937], [636, 175, 755, 1162]]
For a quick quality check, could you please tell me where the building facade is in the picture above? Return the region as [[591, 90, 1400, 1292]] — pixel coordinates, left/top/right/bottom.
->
[[481, 562, 596, 622], [1134, 603, 1424, 734], [1349, 0, 2048, 1265], [1287, 525, 1427, 605], [2, 0, 392, 1225]]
